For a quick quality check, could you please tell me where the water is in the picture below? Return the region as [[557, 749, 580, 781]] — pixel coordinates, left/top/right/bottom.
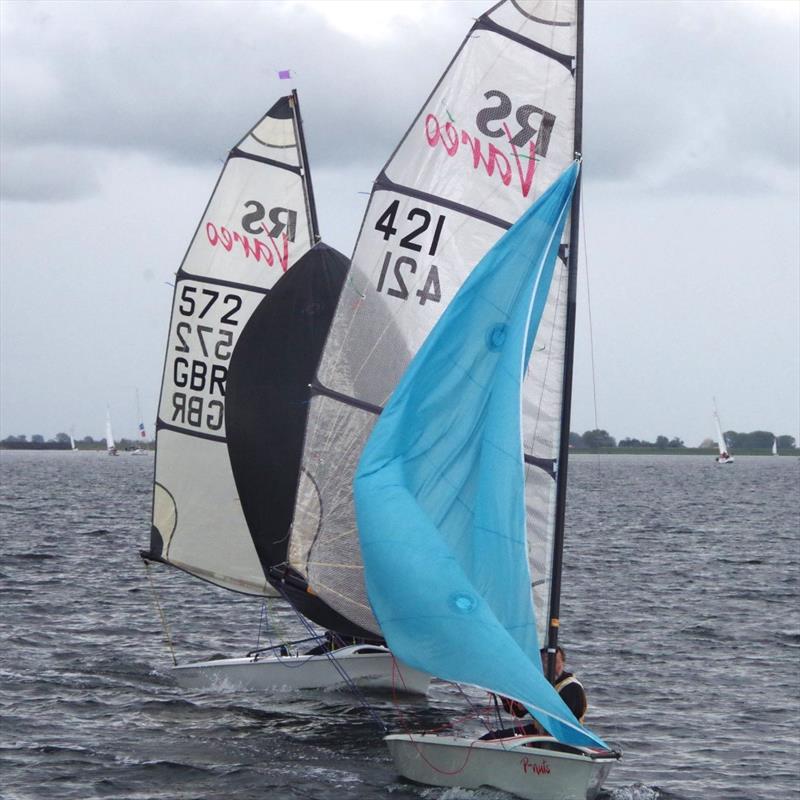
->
[[1, 451, 797, 800]]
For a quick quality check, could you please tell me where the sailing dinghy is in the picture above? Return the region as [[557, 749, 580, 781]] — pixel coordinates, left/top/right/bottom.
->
[[142, 92, 425, 694], [282, 1, 618, 796], [713, 398, 734, 464], [105, 409, 118, 456], [361, 162, 619, 800], [130, 389, 149, 455]]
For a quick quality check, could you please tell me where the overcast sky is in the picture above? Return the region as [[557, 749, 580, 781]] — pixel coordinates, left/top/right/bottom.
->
[[1, 0, 798, 446]]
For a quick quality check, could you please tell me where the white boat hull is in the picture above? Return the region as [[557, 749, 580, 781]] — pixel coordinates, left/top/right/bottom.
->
[[716, 455, 734, 464], [385, 733, 619, 800], [172, 644, 430, 694]]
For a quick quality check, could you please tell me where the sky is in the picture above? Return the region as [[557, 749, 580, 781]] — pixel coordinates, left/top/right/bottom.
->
[[1, 0, 798, 447]]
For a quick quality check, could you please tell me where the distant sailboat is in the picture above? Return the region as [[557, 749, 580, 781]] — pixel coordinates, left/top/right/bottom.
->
[[772, 437, 778, 456], [105, 409, 118, 456], [69, 429, 78, 452], [713, 399, 734, 464], [130, 390, 149, 455]]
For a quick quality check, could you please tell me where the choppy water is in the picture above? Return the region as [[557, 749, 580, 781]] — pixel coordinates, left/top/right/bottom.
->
[[0, 451, 797, 800]]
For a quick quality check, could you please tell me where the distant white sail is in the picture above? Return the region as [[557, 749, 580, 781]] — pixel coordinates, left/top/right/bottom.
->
[[713, 398, 734, 464], [105, 409, 118, 456]]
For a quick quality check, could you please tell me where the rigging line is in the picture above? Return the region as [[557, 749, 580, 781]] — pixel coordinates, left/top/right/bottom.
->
[[450, 682, 496, 735], [143, 560, 177, 666], [579, 186, 599, 429], [275, 583, 389, 734], [256, 600, 268, 651]]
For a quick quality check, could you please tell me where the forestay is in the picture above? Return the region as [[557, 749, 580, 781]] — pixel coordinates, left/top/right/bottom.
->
[[288, 0, 579, 637], [147, 93, 318, 595], [355, 162, 605, 750]]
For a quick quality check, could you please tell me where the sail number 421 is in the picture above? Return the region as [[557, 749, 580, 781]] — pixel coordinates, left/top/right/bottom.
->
[[374, 201, 444, 305]]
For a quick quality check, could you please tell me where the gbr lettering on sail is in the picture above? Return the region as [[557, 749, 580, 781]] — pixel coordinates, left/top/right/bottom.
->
[[163, 197, 303, 438]]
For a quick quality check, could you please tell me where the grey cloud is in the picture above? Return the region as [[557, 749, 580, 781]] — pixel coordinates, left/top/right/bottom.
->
[[585, 0, 799, 189], [0, 1, 465, 172], [1, 0, 797, 203], [0, 145, 101, 202]]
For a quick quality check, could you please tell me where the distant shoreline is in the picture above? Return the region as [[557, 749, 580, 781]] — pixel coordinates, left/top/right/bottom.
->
[[0, 443, 792, 456], [571, 448, 795, 456], [0, 443, 154, 452]]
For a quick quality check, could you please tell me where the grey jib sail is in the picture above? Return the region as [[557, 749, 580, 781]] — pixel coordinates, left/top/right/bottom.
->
[[146, 92, 323, 596], [281, 0, 581, 639]]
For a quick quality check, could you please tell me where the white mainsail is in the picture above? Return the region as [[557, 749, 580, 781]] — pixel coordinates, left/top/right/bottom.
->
[[105, 409, 117, 455], [772, 437, 778, 456], [148, 93, 319, 595], [289, 0, 580, 639], [713, 398, 733, 462]]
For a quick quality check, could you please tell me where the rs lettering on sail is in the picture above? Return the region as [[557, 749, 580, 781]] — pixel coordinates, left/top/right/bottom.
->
[[423, 90, 557, 198]]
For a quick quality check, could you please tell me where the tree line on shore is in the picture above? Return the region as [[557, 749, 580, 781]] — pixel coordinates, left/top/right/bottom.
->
[[0, 433, 153, 451], [570, 429, 797, 451], [2, 429, 796, 452]]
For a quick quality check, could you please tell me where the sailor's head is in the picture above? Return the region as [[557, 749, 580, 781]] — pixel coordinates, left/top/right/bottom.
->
[[540, 645, 565, 676]]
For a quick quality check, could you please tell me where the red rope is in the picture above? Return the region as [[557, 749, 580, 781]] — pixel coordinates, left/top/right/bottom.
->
[[388, 660, 506, 776]]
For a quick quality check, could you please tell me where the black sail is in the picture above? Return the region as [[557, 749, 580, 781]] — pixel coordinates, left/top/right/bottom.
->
[[224, 243, 377, 638]]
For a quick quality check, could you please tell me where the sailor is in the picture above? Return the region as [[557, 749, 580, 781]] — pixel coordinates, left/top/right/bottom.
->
[[481, 644, 587, 739]]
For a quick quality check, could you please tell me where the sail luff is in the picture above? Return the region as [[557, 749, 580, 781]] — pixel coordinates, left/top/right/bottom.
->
[[545, 0, 584, 679]]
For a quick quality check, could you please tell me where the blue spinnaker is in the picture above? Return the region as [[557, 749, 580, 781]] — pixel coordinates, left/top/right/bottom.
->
[[355, 162, 607, 750]]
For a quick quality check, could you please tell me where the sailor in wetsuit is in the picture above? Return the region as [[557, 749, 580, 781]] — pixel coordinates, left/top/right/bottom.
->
[[481, 644, 587, 739]]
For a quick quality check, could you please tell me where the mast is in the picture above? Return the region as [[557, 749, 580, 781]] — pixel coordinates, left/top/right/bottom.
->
[[291, 89, 321, 243], [545, 0, 584, 682]]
